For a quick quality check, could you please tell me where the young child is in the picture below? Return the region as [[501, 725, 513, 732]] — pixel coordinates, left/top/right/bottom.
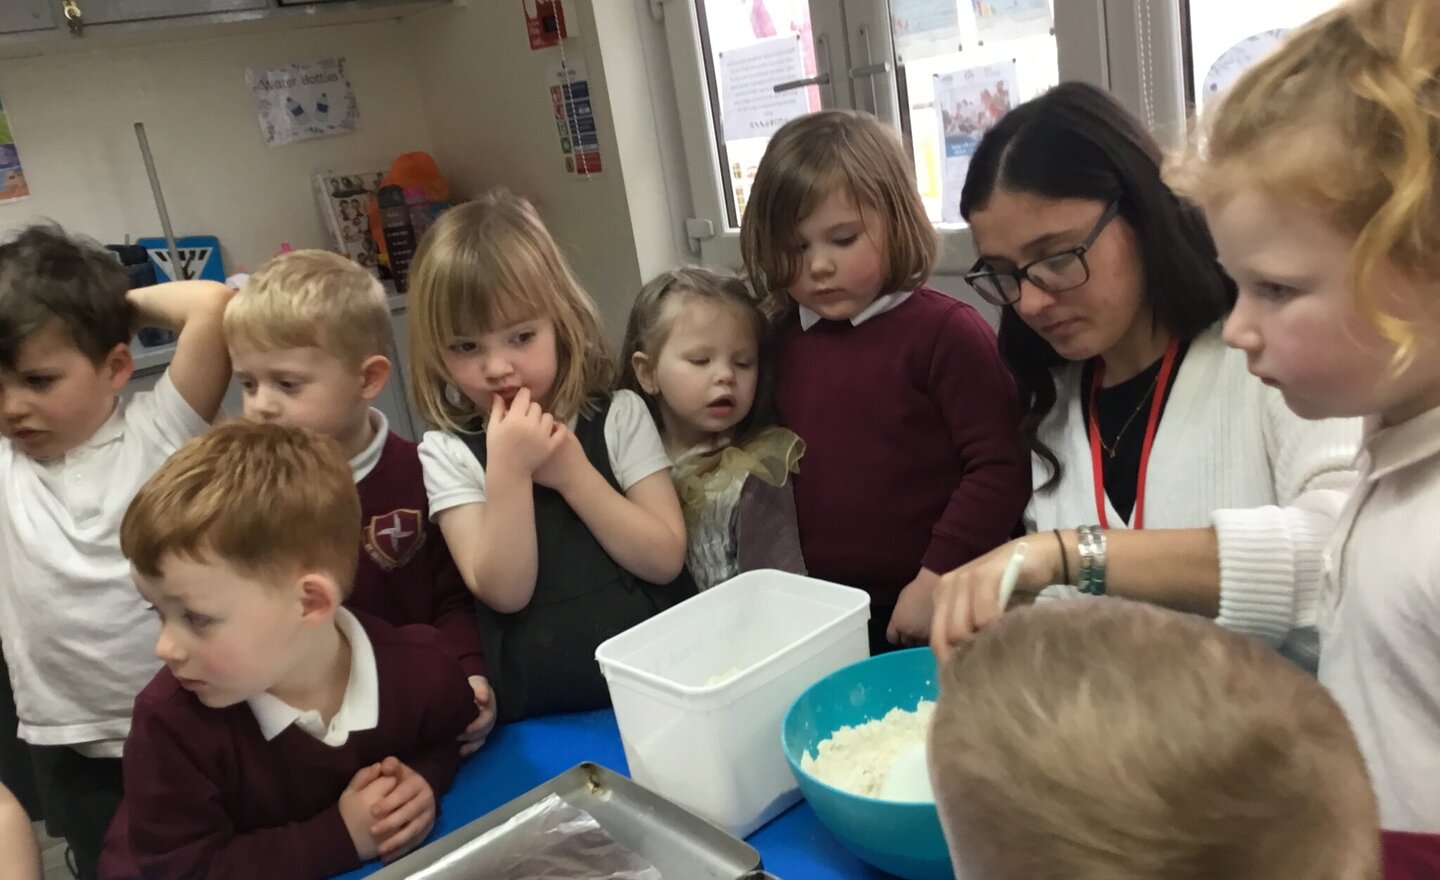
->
[[0, 224, 231, 879], [99, 422, 479, 878], [619, 267, 805, 590], [929, 599, 1440, 880], [1172, 0, 1440, 833], [740, 110, 1031, 652], [223, 249, 495, 750], [409, 191, 695, 722]]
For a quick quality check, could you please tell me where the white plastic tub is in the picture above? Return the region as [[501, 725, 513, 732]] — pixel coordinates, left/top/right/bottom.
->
[[595, 570, 870, 838]]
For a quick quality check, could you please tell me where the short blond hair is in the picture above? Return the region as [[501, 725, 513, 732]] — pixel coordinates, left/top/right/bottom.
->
[[931, 600, 1380, 880], [1171, 0, 1440, 370], [740, 111, 937, 317], [122, 421, 361, 593], [407, 190, 615, 431], [224, 250, 390, 368]]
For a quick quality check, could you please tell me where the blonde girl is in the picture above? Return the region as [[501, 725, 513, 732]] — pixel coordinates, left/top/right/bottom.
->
[[409, 191, 694, 722], [741, 110, 1031, 653], [620, 267, 806, 591], [1175, 0, 1440, 833]]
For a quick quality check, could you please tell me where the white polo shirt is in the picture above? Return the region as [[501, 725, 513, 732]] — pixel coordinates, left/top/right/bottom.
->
[[0, 374, 209, 756], [1318, 403, 1440, 833], [247, 608, 378, 746]]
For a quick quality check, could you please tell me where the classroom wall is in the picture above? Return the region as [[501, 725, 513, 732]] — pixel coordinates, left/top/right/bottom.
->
[[404, 0, 693, 340], [0, 19, 435, 274]]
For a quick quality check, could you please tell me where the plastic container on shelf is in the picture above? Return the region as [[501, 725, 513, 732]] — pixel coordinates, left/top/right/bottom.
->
[[595, 570, 870, 839]]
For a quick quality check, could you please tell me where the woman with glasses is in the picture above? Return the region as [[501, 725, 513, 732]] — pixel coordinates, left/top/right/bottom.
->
[[928, 82, 1361, 667]]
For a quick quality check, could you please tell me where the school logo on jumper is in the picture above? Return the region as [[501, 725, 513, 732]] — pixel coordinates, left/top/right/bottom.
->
[[364, 509, 425, 571]]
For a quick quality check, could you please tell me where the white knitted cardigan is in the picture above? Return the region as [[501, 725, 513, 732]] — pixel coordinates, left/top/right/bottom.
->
[[1028, 324, 1362, 657]]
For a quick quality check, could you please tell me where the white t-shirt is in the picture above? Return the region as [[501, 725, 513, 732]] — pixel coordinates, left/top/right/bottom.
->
[[1319, 404, 1440, 833], [0, 374, 210, 755], [418, 390, 671, 515]]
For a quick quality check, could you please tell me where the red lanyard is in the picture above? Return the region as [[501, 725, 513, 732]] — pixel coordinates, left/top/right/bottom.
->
[[1087, 337, 1181, 530]]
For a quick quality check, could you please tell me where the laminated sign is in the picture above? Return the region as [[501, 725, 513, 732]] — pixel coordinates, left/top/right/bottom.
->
[[246, 57, 359, 147]]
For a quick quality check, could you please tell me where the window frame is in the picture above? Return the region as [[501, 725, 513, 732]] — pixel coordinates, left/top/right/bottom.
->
[[658, 0, 1167, 275]]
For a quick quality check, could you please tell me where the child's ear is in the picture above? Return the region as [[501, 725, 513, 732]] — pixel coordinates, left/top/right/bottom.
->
[[359, 355, 391, 403], [630, 351, 658, 395], [295, 572, 343, 623], [102, 342, 135, 392]]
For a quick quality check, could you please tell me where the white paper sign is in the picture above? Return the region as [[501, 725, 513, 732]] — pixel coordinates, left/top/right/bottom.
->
[[935, 61, 1019, 222], [891, 0, 962, 61], [246, 57, 359, 147], [717, 35, 811, 140], [972, 0, 1052, 42]]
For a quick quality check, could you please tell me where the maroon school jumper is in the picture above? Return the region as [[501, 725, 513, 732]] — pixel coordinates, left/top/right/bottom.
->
[[1383, 831, 1440, 880], [99, 612, 477, 880], [774, 288, 1030, 610], [352, 429, 486, 679]]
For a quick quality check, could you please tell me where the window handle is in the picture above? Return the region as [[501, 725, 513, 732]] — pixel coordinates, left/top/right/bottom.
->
[[774, 73, 831, 93], [772, 32, 833, 107]]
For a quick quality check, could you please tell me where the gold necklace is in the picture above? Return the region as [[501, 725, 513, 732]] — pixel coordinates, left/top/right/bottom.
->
[[1098, 369, 1162, 459]]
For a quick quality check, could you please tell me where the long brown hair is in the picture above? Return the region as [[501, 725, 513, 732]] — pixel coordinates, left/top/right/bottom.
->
[[740, 110, 937, 317], [407, 190, 616, 431]]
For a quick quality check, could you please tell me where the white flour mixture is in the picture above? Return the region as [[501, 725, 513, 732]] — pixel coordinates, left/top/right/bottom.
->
[[801, 700, 936, 800]]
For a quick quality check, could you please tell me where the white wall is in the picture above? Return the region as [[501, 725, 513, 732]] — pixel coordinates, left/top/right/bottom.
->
[[0, 19, 435, 274], [404, 0, 691, 341]]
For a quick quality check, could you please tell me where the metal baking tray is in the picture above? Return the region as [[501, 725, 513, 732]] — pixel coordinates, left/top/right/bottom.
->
[[369, 763, 765, 879]]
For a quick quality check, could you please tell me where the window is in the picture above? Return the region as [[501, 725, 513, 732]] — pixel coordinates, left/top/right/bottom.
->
[[659, 1, 1119, 273], [1183, 0, 1346, 111], [893, 2, 1059, 223]]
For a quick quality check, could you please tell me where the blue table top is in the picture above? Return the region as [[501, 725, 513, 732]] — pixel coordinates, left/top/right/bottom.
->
[[334, 709, 896, 880]]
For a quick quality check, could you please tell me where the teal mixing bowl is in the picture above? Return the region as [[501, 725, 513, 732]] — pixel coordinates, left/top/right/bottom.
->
[[781, 648, 952, 880]]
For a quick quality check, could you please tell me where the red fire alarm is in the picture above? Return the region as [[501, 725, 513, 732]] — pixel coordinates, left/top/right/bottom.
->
[[524, 0, 567, 50]]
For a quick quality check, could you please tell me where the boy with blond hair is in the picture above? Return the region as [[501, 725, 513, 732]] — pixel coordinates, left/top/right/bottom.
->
[[224, 250, 495, 747], [100, 422, 478, 878], [929, 599, 1438, 880], [0, 224, 232, 878]]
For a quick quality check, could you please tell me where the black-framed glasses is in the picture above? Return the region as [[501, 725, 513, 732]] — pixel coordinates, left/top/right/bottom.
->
[[964, 201, 1121, 307]]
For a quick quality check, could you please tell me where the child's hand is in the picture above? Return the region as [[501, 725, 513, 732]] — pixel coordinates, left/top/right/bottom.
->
[[531, 423, 589, 494], [886, 568, 942, 647], [339, 763, 398, 861], [458, 675, 497, 756], [485, 388, 565, 477], [368, 757, 437, 863]]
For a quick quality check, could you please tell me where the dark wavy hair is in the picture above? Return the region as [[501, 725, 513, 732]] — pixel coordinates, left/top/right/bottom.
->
[[0, 223, 134, 370], [959, 82, 1235, 488]]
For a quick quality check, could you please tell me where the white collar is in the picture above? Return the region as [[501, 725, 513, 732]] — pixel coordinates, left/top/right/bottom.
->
[[1359, 403, 1440, 482], [798, 290, 913, 331], [350, 409, 389, 483], [34, 397, 125, 468], [247, 608, 379, 746]]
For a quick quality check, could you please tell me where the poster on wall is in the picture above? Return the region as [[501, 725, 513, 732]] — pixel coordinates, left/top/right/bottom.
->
[[246, 57, 359, 147], [0, 100, 29, 202], [934, 60, 1018, 222], [890, 0, 962, 61], [313, 171, 384, 275], [971, 0, 1052, 42], [547, 53, 603, 176]]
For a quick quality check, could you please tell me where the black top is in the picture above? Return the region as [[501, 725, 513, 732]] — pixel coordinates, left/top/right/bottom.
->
[[460, 396, 696, 722], [1079, 341, 1190, 523]]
